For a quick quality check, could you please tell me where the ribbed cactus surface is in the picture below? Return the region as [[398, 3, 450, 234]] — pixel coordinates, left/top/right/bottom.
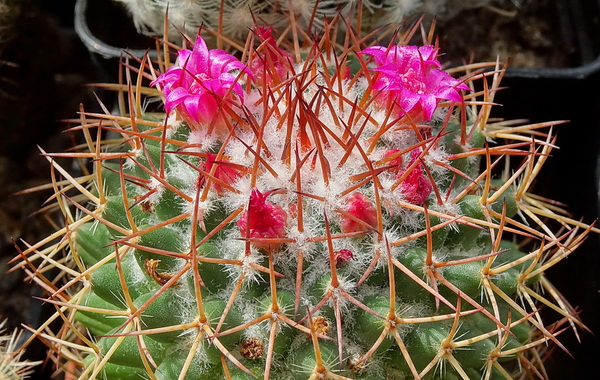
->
[[14, 10, 592, 380]]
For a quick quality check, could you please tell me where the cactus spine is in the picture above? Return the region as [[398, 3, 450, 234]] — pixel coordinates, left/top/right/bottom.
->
[[14, 7, 593, 380]]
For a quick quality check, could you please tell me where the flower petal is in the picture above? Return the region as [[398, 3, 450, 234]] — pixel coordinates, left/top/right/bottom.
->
[[359, 44, 469, 120], [151, 34, 251, 129]]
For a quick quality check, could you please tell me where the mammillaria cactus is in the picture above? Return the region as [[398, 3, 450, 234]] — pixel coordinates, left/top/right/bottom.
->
[[12, 7, 595, 380]]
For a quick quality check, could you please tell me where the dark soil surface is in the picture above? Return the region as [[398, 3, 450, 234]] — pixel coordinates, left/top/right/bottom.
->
[[436, 0, 578, 68], [437, 0, 600, 68]]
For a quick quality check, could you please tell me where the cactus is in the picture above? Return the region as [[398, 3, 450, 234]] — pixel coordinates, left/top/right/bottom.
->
[[13, 8, 594, 380]]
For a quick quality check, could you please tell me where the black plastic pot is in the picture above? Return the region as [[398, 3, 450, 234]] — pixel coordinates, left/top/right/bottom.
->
[[73, 0, 600, 80]]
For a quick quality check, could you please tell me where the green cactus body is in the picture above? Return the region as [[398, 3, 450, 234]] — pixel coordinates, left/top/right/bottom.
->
[[16, 8, 592, 380]]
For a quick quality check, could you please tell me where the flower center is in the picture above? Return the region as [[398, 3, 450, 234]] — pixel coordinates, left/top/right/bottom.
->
[[401, 68, 426, 94], [196, 72, 210, 81]]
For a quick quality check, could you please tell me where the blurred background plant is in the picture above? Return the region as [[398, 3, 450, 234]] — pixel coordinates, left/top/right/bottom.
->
[[78, 0, 592, 76], [111, 0, 524, 43]]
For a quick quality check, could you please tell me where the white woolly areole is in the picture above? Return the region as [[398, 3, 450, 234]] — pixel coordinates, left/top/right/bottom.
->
[[187, 129, 219, 153], [147, 176, 166, 204], [165, 113, 185, 138]]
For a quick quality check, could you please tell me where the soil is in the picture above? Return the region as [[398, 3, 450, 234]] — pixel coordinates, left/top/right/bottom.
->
[[434, 0, 592, 70]]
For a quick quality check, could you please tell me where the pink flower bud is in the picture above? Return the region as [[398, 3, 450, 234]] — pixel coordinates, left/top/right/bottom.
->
[[383, 149, 404, 174], [238, 189, 287, 250], [340, 192, 377, 233], [249, 26, 294, 85], [334, 249, 354, 266], [396, 149, 432, 205]]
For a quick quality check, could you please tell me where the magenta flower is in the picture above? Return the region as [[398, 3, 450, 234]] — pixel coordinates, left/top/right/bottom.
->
[[238, 189, 287, 250], [151, 35, 251, 130], [359, 45, 469, 121]]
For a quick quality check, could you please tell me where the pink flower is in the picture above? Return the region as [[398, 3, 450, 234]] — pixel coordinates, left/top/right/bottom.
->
[[238, 189, 287, 250], [396, 149, 432, 205], [359, 45, 469, 121], [339, 192, 378, 233], [249, 26, 294, 84], [151, 35, 251, 130]]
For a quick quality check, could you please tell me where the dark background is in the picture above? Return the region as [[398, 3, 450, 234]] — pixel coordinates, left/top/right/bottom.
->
[[0, 0, 597, 379]]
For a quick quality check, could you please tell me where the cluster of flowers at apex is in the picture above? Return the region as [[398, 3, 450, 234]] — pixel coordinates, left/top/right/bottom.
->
[[151, 28, 468, 128], [150, 29, 469, 245]]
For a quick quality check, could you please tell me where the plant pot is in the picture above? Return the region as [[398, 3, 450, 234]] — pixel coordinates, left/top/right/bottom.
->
[[507, 0, 600, 78]]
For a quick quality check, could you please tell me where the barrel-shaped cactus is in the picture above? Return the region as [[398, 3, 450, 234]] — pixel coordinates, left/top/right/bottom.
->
[[14, 11, 592, 380]]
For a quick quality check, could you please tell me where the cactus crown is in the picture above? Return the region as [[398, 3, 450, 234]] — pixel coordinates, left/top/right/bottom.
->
[[12, 6, 594, 380]]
